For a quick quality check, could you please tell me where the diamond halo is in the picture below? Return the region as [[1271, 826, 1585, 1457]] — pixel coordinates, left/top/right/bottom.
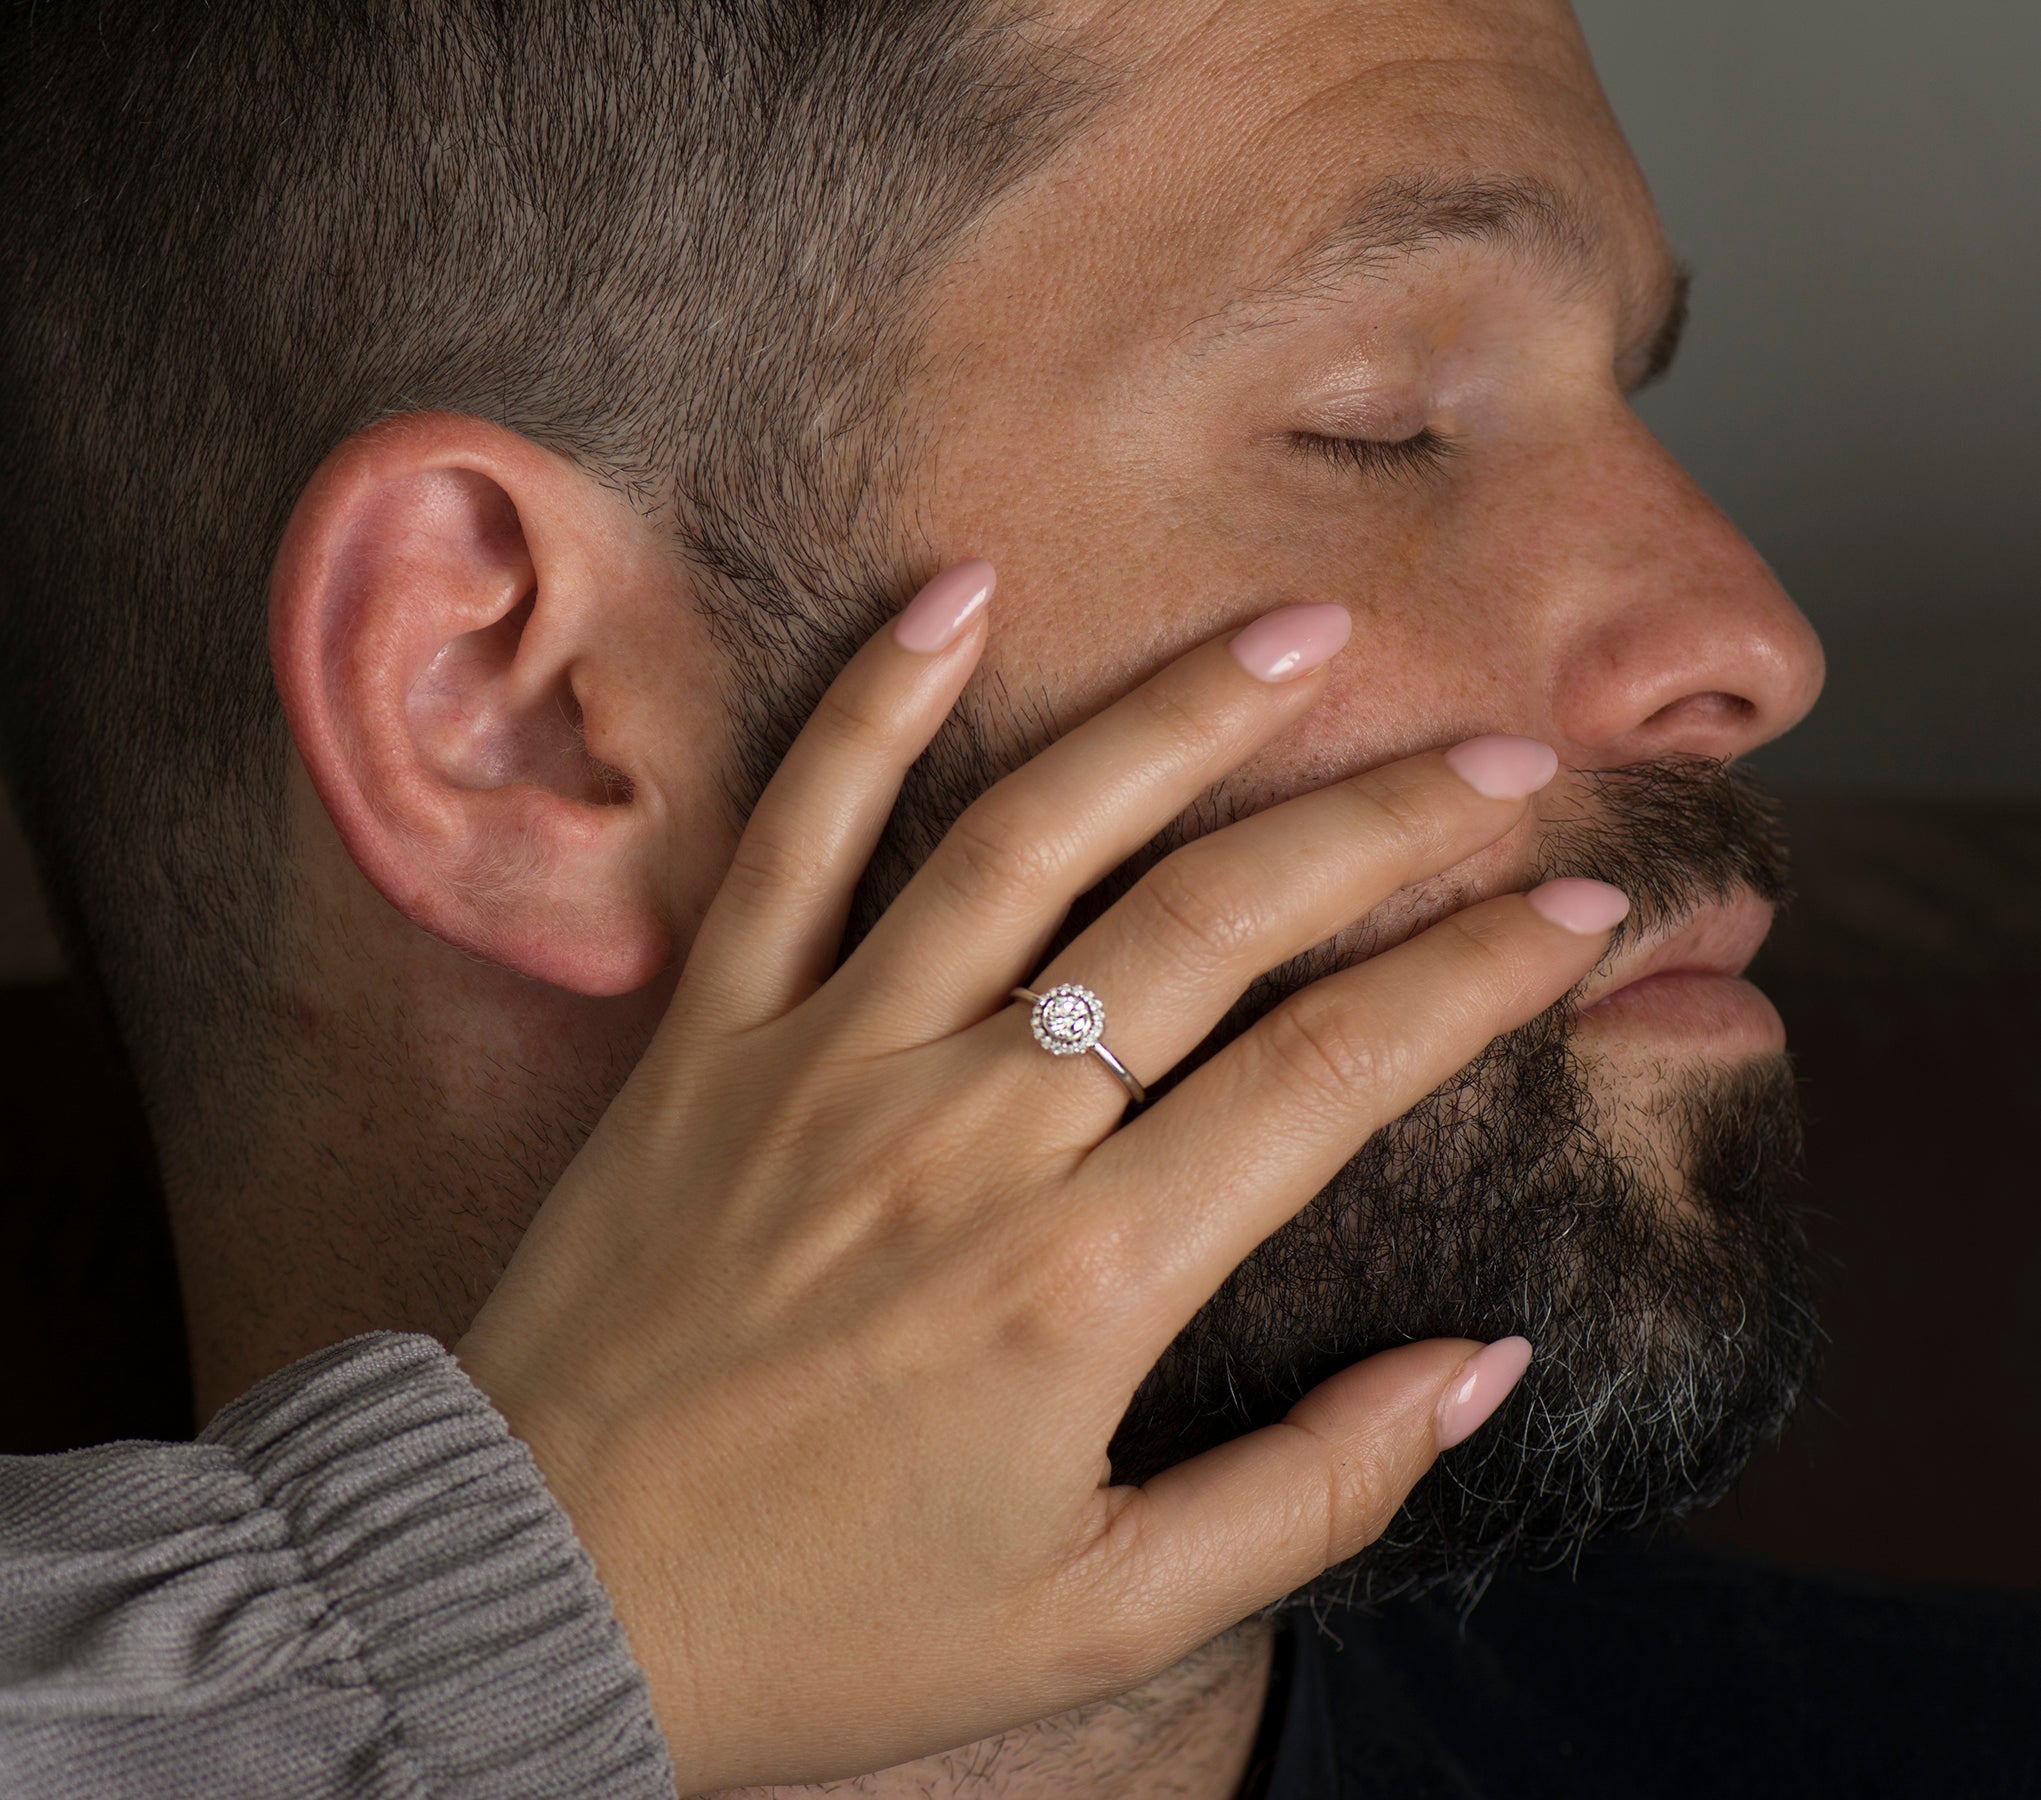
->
[[1029, 982, 1106, 1056]]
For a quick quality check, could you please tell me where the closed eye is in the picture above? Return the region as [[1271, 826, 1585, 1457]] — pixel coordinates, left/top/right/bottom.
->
[[1286, 427, 1460, 484]]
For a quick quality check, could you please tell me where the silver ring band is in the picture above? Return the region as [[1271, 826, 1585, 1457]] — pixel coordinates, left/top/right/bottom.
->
[[1009, 983, 1148, 1107]]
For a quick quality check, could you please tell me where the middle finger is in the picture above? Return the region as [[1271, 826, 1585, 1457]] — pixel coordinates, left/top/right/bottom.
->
[[984, 733, 1561, 1131]]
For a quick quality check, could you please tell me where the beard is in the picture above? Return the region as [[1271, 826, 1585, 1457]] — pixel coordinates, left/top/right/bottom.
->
[[1113, 1012, 1818, 1627], [771, 647, 1827, 1627]]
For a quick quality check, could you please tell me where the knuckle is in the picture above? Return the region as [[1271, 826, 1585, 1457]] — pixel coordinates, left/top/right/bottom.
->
[[1298, 1420, 1404, 1567], [1039, 1571, 1155, 1695], [935, 798, 1068, 911], [809, 675, 898, 759], [723, 822, 826, 909], [1127, 675, 1229, 765], [1130, 852, 1264, 982], [1434, 906, 1539, 1009], [1349, 768, 1456, 861], [1262, 995, 1400, 1105], [1019, 1217, 1131, 1338]]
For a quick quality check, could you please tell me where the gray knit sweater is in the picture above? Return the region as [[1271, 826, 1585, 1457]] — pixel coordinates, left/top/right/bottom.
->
[[0, 1332, 677, 1798]]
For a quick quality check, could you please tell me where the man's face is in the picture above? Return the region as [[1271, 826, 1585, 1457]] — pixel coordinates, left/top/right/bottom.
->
[[826, 0, 1828, 1611]]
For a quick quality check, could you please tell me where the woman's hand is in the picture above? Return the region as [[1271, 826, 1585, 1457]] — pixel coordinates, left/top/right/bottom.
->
[[452, 560, 1627, 1795]]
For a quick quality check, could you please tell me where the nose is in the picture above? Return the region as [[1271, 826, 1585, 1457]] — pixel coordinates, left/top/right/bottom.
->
[[1542, 411, 1826, 768]]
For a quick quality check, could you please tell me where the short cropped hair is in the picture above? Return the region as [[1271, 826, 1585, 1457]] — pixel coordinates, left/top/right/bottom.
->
[[0, 1, 1102, 1118]]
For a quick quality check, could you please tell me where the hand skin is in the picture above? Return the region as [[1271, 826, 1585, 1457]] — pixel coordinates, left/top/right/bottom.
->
[[173, 0, 1828, 1796], [452, 572, 1610, 1794]]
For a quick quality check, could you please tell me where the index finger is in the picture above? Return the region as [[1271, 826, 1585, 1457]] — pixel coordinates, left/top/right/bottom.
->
[[837, 603, 1355, 1041], [677, 560, 995, 1027]]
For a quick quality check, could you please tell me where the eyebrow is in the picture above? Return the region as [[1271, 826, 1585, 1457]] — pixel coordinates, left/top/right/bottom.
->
[[1193, 170, 1692, 387]]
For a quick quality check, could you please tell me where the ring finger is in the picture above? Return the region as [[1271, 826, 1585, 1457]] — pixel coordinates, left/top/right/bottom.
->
[[984, 732, 1567, 1135]]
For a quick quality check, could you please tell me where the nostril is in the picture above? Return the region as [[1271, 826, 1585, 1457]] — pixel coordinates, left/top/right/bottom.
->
[[1645, 691, 1757, 733]]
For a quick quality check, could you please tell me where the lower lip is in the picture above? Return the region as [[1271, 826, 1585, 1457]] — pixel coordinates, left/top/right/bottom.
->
[[1575, 970, 1785, 1053]]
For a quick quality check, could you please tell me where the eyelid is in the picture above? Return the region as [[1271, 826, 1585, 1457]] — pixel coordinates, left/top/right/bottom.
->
[[1286, 427, 1460, 484], [1292, 387, 1422, 440]]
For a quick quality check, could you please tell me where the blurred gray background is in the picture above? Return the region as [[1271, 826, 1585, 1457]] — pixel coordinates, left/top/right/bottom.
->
[[1573, 0, 2041, 795]]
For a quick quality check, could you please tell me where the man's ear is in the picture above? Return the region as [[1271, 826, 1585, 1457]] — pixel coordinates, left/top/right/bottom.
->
[[270, 411, 730, 995]]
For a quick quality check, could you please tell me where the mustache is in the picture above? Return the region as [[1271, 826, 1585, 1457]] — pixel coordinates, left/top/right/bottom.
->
[[1032, 752, 1795, 1104], [1533, 754, 1795, 964]]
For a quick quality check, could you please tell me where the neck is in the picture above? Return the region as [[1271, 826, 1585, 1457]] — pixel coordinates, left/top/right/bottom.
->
[[702, 1621, 1278, 1800], [159, 895, 669, 1425]]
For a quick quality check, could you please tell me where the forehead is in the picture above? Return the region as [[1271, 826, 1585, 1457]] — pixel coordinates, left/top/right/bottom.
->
[[931, 0, 1667, 363]]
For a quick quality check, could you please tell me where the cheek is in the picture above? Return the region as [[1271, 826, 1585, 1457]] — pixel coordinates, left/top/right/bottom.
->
[[1209, 488, 1551, 766], [1017, 535, 1516, 805], [920, 393, 1532, 757]]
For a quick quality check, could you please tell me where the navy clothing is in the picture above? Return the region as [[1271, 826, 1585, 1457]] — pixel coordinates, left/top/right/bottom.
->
[[1256, 1532, 2041, 1798]]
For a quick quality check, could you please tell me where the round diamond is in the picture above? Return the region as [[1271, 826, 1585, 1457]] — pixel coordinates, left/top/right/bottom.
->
[[1031, 983, 1104, 1055]]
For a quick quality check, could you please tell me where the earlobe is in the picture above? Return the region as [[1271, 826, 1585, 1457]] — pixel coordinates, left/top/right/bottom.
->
[[270, 413, 686, 996]]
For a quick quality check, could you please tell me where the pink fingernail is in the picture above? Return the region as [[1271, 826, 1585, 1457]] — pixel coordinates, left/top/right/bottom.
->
[[1443, 734, 1559, 799], [1228, 603, 1352, 683], [893, 560, 995, 653], [1436, 1337, 1534, 1450], [1525, 877, 1631, 934]]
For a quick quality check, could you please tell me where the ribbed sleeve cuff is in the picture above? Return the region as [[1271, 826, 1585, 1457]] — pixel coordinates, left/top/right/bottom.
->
[[199, 1331, 675, 1800]]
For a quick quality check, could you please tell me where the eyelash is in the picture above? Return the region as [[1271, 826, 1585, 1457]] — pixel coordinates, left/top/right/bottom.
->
[[1286, 427, 1460, 484]]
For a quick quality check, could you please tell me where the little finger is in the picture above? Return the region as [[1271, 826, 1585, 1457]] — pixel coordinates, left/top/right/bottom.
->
[[1086, 878, 1630, 1320]]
